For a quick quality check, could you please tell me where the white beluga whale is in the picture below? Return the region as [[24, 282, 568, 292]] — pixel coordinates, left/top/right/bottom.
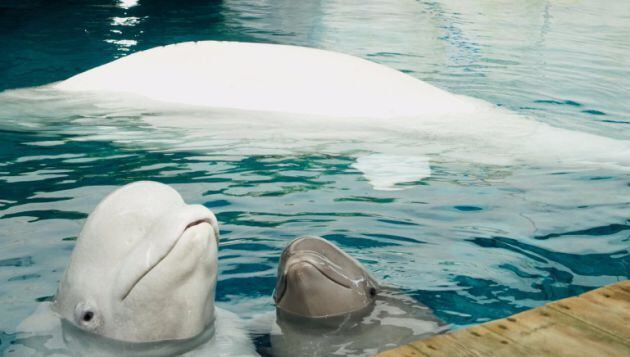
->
[[10, 181, 257, 356], [54, 41, 477, 119], [54, 181, 220, 342], [56, 42, 630, 170], [2, 41, 628, 191], [251, 236, 445, 357]]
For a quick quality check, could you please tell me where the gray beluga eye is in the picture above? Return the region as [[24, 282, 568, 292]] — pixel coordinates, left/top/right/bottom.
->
[[74, 301, 102, 331], [369, 287, 377, 297]]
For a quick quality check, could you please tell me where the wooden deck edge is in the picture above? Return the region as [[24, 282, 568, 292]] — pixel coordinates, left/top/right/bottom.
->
[[377, 280, 630, 357]]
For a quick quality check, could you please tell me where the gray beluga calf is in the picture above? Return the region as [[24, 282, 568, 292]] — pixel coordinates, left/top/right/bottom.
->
[[266, 236, 445, 357], [11, 181, 256, 356], [274, 236, 379, 319]]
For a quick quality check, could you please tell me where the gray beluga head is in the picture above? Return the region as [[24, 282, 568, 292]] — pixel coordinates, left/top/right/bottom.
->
[[53, 181, 220, 342], [274, 236, 379, 318]]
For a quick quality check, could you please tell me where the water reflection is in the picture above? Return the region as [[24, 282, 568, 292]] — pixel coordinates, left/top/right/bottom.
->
[[106, 6, 144, 53], [117, 0, 138, 10]]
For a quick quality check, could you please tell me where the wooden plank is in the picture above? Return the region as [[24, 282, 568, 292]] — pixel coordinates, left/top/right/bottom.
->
[[610, 279, 630, 292], [548, 288, 630, 340], [419, 325, 534, 357], [408, 333, 481, 356], [377, 280, 630, 357], [483, 306, 628, 356], [377, 344, 424, 357]]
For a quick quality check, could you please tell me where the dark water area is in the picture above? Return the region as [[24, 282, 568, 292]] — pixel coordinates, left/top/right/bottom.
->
[[1, 0, 233, 91]]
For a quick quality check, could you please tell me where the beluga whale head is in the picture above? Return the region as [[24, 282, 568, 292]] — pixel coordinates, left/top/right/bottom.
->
[[273, 236, 378, 319], [53, 181, 220, 342]]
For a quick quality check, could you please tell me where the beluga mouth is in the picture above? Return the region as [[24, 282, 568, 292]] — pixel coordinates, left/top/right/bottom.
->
[[186, 218, 216, 231], [116, 205, 219, 301]]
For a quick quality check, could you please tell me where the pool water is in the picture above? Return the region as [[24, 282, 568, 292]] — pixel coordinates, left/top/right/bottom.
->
[[1, 0, 629, 354]]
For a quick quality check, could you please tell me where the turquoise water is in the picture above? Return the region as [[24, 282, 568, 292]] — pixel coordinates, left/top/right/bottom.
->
[[1, 0, 629, 354]]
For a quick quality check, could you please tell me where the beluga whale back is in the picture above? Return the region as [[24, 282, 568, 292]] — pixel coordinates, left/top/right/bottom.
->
[[47, 41, 630, 189], [55, 41, 478, 118]]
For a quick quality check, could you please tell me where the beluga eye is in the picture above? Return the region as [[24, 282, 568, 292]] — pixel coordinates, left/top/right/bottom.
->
[[74, 301, 101, 331], [82, 310, 94, 322]]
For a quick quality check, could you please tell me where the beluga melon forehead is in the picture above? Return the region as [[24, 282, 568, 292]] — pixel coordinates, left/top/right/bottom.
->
[[74, 182, 185, 258], [53, 181, 220, 343], [274, 236, 379, 319]]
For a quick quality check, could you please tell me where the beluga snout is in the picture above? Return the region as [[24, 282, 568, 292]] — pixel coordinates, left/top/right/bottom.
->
[[274, 236, 379, 318]]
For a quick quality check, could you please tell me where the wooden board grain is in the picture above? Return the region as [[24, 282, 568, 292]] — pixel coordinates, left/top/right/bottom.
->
[[377, 280, 630, 357]]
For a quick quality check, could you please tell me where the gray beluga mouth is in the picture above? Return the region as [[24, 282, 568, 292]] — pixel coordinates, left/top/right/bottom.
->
[[274, 250, 358, 304], [116, 204, 219, 301], [285, 251, 357, 289]]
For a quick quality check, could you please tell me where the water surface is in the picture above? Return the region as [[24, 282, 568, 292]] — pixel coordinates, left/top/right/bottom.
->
[[0, 0, 629, 355]]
